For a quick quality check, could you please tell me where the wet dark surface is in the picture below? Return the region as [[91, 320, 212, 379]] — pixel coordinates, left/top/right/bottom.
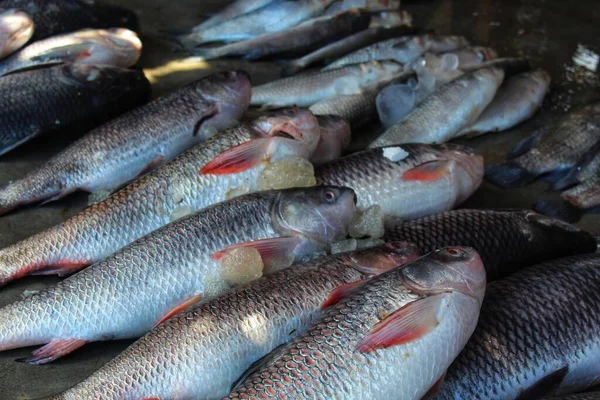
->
[[0, 0, 598, 398]]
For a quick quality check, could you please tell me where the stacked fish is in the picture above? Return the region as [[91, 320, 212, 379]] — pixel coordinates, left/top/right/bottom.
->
[[0, 1, 598, 400]]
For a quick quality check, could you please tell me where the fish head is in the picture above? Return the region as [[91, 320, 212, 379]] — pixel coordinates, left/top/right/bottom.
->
[[311, 115, 352, 165], [436, 144, 484, 206], [273, 186, 357, 255], [525, 211, 597, 253], [401, 246, 486, 302], [94, 28, 142, 67], [343, 241, 421, 276], [66, 64, 151, 101], [0, 9, 34, 57], [194, 70, 252, 139], [251, 108, 321, 158]]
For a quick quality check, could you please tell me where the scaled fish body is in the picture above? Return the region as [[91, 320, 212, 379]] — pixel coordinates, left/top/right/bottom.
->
[[0, 9, 33, 59], [52, 243, 419, 399], [0, 28, 142, 76], [228, 247, 486, 400], [0, 64, 150, 157], [436, 253, 600, 400], [316, 143, 483, 219], [0, 109, 321, 286], [0, 70, 251, 215], [0, 187, 357, 364]]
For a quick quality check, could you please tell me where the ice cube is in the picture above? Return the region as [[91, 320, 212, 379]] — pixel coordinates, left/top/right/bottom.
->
[[356, 238, 386, 250], [256, 157, 316, 191], [376, 83, 416, 128], [349, 205, 385, 239], [225, 184, 250, 200], [170, 205, 193, 222], [220, 247, 264, 286], [331, 238, 358, 254]]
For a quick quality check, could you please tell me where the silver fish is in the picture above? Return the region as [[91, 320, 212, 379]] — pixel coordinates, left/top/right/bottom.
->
[[0, 70, 251, 215], [51, 243, 419, 399], [316, 143, 483, 219], [252, 61, 402, 108], [460, 69, 551, 137], [0, 187, 357, 364], [0, 28, 142, 76], [0, 9, 33, 59], [369, 67, 504, 147], [0, 108, 321, 287], [193, 0, 275, 30], [228, 246, 486, 400], [324, 0, 401, 15]]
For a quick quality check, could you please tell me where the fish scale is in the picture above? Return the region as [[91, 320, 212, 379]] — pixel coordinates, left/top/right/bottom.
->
[[435, 254, 600, 400]]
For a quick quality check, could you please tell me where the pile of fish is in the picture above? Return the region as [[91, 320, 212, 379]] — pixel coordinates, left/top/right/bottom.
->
[[0, 1, 599, 399]]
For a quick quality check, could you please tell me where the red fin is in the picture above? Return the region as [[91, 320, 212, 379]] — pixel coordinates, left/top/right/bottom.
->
[[357, 293, 449, 353], [155, 294, 203, 327], [138, 156, 164, 178], [212, 236, 300, 270], [17, 339, 88, 365], [321, 279, 369, 310], [423, 372, 447, 399], [200, 138, 270, 175], [402, 160, 452, 182], [77, 50, 92, 60], [28, 260, 91, 277]]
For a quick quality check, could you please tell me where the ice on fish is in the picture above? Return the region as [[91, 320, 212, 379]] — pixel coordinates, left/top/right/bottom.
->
[[355, 238, 385, 249], [170, 205, 193, 222], [377, 83, 417, 129], [331, 238, 358, 254], [225, 185, 251, 200], [256, 157, 316, 191], [220, 247, 264, 286], [349, 205, 385, 238]]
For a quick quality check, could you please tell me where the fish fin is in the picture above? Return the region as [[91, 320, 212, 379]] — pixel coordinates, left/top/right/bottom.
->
[[142, 397, 161, 400], [200, 138, 270, 175], [402, 160, 451, 182], [551, 169, 582, 191], [533, 200, 584, 224], [193, 107, 220, 139], [28, 260, 91, 277], [138, 156, 164, 178], [212, 236, 300, 270], [376, 83, 416, 129], [515, 366, 569, 400], [509, 127, 545, 159], [422, 372, 447, 399], [357, 293, 448, 353], [321, 279, 370, 310], [16, 339, 88, 365], [485, 162, 537, 188], [155, 294, 203, 327]]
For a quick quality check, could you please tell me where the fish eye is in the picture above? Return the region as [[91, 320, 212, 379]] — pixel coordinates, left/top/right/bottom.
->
[[445, 247, 465, 257], [324, 189, 337, 203], [285, 108, 297, 115]]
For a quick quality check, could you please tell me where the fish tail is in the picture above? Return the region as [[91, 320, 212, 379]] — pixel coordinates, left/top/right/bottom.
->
[[484, 161, 537, 188], [533, 199, 584, 224]]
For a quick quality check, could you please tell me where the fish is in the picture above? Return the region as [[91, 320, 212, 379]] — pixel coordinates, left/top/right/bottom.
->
[[0, 28, 142, 76], [311, 114, 352, 164], [460, 69, 551, 137], [0, 0, 139, 42], [323, 34, 470, 70], [0, 186, 357, 364], [368, 9, 413, 28], [251, 61, 402, 108], [0, 108, 322, 286], [435, 253, 600, 400], [0, 64, 150, 157], [485, 101, 600, 188], [541, 394, 600, 400], [384, 209, 597, 281], [193, 0, 275, 30], [0, 70, 251, 215], [228, 246, 486, 400], [369, 67, 504, 147], [324, 0, 401, 15], [176, 0, 335, 47], [191, 9, 371, 61], [0, 9, 33, 59], [50, 242, 420, 399], [461, 56, 532, 77], [316, 143, 483, 219], [437, 46, 497, 70]]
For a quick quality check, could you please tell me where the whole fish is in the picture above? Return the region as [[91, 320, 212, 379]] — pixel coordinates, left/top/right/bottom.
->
[[0, 70, 251, 215], [252, 61, 402, 108], [228, 246, 486, 400], [193, 0, 275, 30], [435, 253, 600, 400], [0, 64, 150, 157], [369, 67, 504, 147], [323, 35, 470, 70], [282, 25, 413, 76], [0, 187, 357, 364], [0, 0, 139, 42], [0, 28, 142, 76], [460, 69, 551, 137], [0, 9, 33, 59], [324, 0, 401, 15], [311, 114, 352, 164], [176, 0, 335, 47], [486, 101, 600, 188], [316, 143, 483, 219], [384, 209, 596, 281], [51, 243, 420, 400], [192, 10, 371, 61], [0, 108, 321, 286]]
